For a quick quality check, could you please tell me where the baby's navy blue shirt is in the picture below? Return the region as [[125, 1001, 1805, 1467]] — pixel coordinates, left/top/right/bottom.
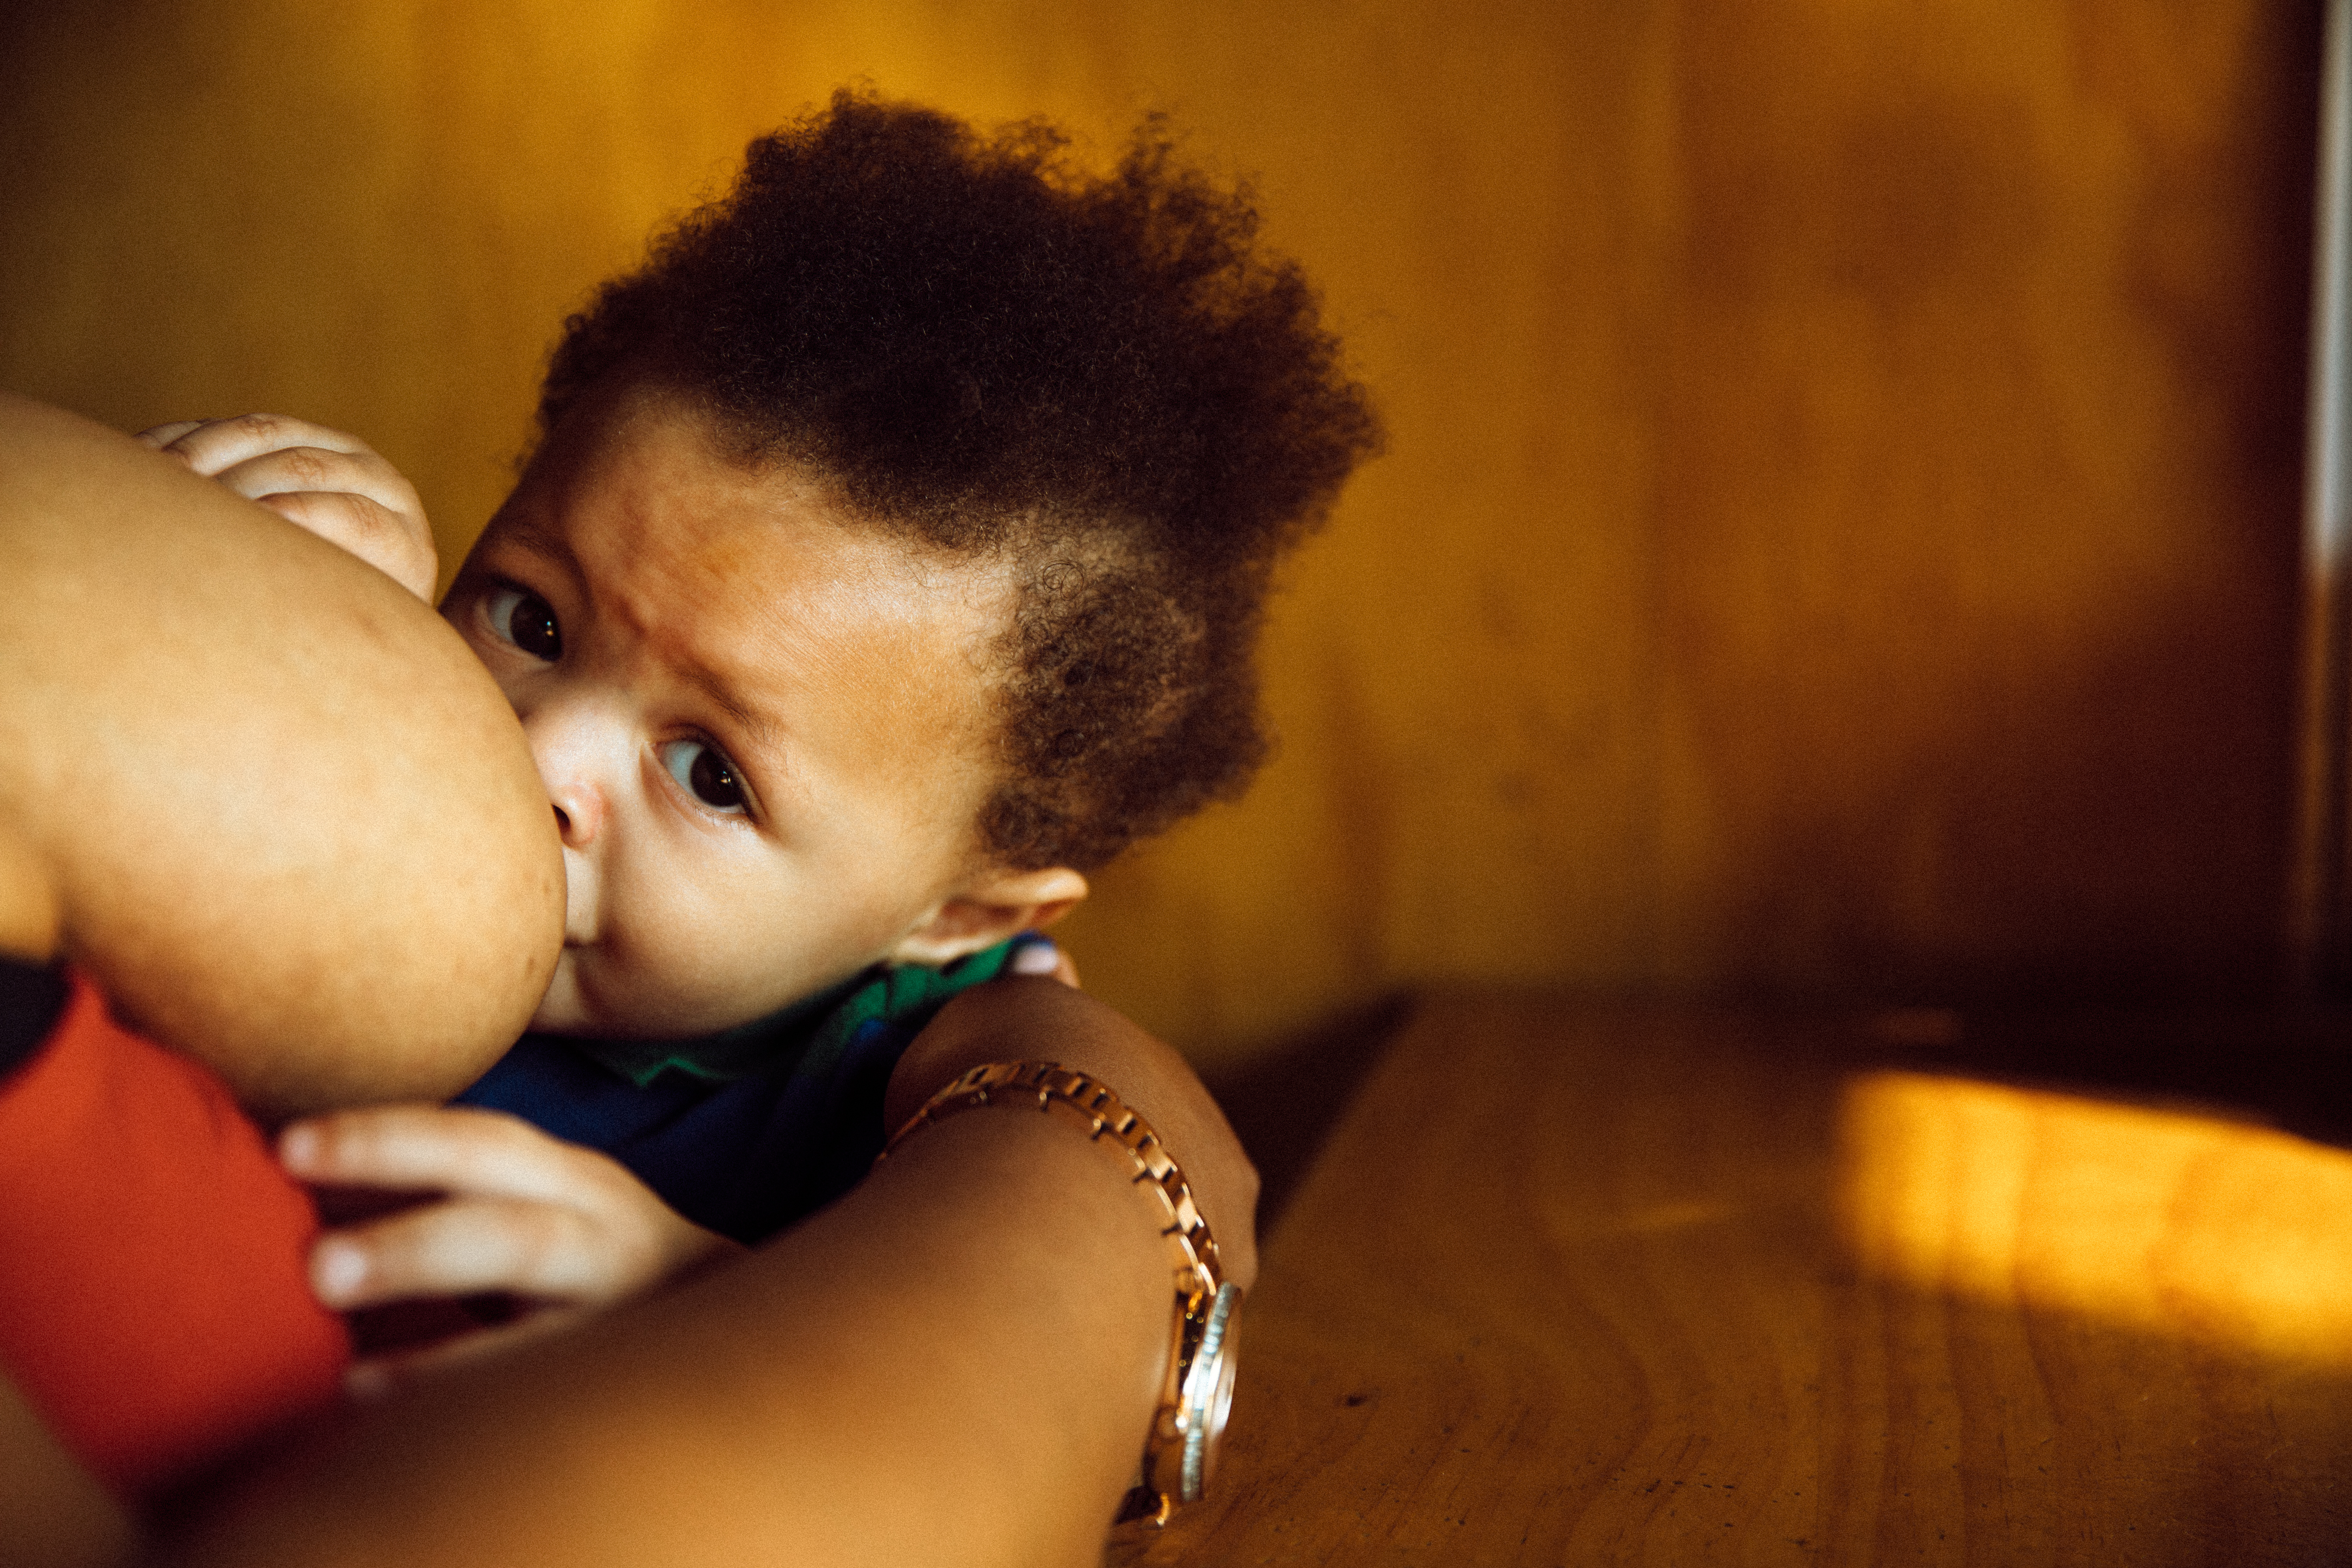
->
[[454, 937, 1038, 1244]]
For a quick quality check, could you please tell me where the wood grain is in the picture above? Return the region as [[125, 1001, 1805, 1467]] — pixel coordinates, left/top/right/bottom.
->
[[0, 3, 2322, 1073], [1111, 995, 2352, 1565]]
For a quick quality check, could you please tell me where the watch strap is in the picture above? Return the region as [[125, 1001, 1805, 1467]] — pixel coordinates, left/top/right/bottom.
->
[[880, 1059, 1238, 1526]]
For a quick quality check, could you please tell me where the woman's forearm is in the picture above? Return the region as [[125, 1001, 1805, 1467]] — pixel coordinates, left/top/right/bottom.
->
[[0, 1371, 134, 1568], [159, 1102, 1177, 1568], [895, 977, 1261, 1291], [158, 980, 1251, 1566]]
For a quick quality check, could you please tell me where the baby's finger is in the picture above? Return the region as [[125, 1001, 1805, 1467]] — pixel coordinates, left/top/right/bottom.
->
[[282, 1105, 606, 1208], [211, 444, 420, 514], [134, 420, 208, 450], [251, 488, 409, 547], [312, 1195, 622, 1309], [252, 489, 437, 600], [149, 412, 369, 478]]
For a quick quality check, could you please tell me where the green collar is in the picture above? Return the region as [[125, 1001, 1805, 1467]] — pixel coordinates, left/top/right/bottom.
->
[[564, 939, 1021, 1089]]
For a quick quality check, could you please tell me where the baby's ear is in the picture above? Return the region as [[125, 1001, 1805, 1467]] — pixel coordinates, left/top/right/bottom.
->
[[888, 866, 1088, 967]]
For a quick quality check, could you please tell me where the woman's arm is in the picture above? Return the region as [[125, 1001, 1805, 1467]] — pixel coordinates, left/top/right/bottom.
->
[[258, 967, 1259, 1392], [0, 1371, 134, 1568], [895, 975, 1261, 1293], [158, 983, 1246, 1568]]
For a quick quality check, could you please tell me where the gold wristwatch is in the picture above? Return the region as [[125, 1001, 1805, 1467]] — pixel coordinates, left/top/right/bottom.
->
[[881, 1059, 1242, 1528]]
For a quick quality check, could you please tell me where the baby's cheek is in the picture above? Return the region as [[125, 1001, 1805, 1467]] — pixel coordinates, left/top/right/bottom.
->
[[524, 951, 592, 1034], [580, 894, 774, 1036]]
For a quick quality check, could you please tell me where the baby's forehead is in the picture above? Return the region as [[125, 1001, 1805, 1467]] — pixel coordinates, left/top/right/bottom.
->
[[651, 481, 1006, 696], [483, 387, 1017, 771], [540, 393, 1011, 604], [636, 497, 1019, 660]]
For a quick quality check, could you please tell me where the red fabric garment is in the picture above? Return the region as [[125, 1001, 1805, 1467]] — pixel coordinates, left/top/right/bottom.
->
[[0, 971, 350, 1496]]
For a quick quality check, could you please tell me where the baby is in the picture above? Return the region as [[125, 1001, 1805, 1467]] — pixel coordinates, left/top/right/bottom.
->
[[144, 93, 1379, 1381]]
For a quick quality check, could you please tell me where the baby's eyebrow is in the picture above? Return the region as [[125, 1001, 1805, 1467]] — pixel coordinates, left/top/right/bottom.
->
[[494, 514, 579, 576], [679, 658, 785, 758], [485, 519, 782, 757]]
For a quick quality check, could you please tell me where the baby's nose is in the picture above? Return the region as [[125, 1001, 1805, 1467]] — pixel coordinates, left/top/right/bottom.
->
[[520, 700, 615, 849], [541, 768, 606, 849]]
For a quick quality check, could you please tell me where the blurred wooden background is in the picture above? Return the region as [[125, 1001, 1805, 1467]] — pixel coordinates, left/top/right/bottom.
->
[[0, 0, 2322, 1077]]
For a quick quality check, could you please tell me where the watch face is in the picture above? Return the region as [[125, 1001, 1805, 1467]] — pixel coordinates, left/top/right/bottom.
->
[[1179, 1282, 1243, 1502], [1201, 1314, 1240, 1486]]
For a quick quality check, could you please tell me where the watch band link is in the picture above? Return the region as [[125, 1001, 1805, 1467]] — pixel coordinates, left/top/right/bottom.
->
[[880, 1059, 1239, 1528]]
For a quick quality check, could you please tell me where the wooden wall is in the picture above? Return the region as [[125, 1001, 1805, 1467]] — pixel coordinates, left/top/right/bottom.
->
[[0, 1, 2320, 1074]]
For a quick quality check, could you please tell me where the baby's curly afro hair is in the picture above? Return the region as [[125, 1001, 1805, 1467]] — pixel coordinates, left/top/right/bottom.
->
[[539, 90, 1382, 871]]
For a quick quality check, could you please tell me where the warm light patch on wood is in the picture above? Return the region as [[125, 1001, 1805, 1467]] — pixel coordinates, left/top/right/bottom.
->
[[1115, 999, 2352, 1565], [1834, 1071, 2352, 1367]]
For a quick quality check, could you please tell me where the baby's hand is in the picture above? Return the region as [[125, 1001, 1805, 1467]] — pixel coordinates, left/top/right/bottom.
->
[[136, 413, 438, 602], [278, 1105, 741, 1395]]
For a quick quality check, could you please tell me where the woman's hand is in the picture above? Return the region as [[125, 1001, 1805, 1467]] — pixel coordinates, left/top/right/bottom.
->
[[136, 413, 438, 602], [278, 1105, 740, 1394]]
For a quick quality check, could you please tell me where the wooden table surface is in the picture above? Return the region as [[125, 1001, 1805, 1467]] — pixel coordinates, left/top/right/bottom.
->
[[1110, 995, 2352, 1566]]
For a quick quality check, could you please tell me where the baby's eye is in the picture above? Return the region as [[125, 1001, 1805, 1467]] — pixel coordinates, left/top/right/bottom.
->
[[485, 587, 561, 661], [660, 739, 747, 812]]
